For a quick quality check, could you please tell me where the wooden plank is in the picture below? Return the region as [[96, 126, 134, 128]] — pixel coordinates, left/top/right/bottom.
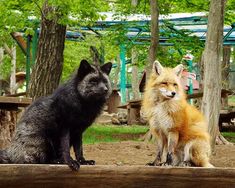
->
[[0, 96, 32, 109], [0, 165, 234, 188], [5, 92, 26, 97]]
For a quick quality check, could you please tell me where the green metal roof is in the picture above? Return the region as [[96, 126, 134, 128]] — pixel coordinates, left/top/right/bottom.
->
[[66, 13, 235, 46]]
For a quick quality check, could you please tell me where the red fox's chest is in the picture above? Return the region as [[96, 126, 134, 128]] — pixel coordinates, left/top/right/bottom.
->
[[150, 105, 174, 133], [150, 103, 184, 135]]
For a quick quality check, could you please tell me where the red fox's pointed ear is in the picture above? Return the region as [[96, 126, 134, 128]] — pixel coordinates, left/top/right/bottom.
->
[[174, 64, 184, 77], [153, 60, 163, 75]]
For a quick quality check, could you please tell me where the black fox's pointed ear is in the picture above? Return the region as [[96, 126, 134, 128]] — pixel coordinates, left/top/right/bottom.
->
[[153, 60, 163, 75], [101, 62, 112, 75], [174, 64, 184, 77], [77, 59, 92, 79]]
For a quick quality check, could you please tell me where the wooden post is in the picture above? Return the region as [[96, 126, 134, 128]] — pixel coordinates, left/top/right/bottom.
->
[[0, 165, 234, 187], [120, 44, 126, 104]]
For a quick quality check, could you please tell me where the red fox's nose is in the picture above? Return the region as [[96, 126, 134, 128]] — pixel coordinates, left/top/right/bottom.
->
[[171, 91, 176, 96]]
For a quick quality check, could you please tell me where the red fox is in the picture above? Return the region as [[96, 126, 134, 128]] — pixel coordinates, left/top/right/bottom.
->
[[142, 60, 214, 167]]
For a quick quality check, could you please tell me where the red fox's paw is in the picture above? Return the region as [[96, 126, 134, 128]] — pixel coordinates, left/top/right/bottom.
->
[[203, 163, 214, 168], [166, 152, 173, 165], [179, 161, 194, 167]]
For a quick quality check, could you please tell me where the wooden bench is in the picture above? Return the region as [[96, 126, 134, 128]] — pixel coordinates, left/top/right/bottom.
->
[[118, 99, 142, 124], [219, 109, 235, 130]]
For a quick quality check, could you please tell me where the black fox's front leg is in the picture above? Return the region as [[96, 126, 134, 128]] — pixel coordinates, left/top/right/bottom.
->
[[60, 129, 80, 170], [165, 131, 179, 166], [72, 133, 95, 165]]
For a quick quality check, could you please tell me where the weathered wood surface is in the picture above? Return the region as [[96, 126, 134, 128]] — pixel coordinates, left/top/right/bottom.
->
[[0, 165, 234, 188], [0, 110, 17, 149], [0, 96, 31, 109]]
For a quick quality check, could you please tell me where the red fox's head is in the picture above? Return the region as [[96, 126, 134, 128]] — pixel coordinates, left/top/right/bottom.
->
[[149, 60, 184, 101]]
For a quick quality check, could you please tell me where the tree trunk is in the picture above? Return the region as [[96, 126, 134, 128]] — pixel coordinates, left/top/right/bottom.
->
[[28, 1, 66, 100], [143, 0, 160, 141], [0, 110, 17, 149], [131, 47, 139, 100], [146, 0, 159, 78], [201, 0, 227, 152]]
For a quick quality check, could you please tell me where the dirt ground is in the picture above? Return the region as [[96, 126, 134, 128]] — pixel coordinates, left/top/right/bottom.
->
[[81, 141, 235, 168]]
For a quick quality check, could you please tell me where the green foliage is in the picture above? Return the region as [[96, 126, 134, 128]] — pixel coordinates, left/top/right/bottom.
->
[[63, 40, 91, 82], [0, 55, 12, 79], [0, 0, 111, 80], [62, 34, 120, 82], [1, 0, 233, 85], [225, 0, 235, 25]]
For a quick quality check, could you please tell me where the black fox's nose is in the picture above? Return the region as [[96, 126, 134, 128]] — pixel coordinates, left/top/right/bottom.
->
[[104, 87, 108, 92], [101, 86, 108, 94], [171, 92, 176, 96]]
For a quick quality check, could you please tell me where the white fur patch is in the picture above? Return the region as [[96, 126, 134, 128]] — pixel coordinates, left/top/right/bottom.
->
[[151, 103, 174, 135]]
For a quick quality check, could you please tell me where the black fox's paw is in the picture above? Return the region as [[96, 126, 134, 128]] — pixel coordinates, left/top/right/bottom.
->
[[51, 158, 80, 171], [67, 159, 80, 171], [79, 159, 95, 165]]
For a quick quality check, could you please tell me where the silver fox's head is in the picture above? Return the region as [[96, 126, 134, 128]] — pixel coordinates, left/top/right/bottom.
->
[[76, 59, 112, 100]]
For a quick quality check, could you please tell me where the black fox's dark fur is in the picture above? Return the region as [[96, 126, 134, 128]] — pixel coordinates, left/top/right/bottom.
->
[[0, 60, 112, 170]]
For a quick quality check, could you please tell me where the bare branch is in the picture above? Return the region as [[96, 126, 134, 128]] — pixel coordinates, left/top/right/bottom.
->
[[33, 0, 47, 20]]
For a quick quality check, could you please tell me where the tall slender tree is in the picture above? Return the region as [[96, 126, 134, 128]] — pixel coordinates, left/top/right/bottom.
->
[[201, 0, 227, 151]]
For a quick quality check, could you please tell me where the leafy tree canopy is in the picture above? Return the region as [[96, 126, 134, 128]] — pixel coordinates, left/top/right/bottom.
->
[[0, 0, 234, 81]]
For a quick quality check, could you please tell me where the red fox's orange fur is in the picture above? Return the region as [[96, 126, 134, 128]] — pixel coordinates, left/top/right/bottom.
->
[[142, 61, 213, 167]]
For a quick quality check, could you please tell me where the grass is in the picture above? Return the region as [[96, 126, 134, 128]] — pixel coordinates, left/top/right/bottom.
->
[[83, 124, 148, 144], [228, 96, 235, 106], [221, 132, 235, 143]]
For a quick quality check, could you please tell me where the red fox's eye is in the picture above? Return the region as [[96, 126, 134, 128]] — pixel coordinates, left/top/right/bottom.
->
[[161, 82, 167, 85], [173, 83, 178, 86]]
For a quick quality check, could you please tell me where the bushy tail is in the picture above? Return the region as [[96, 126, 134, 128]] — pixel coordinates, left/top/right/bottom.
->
[[0, 150, 10, 163]]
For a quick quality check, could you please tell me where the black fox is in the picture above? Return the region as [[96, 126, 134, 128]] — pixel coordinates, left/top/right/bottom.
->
[[0, 59, 112, 170]]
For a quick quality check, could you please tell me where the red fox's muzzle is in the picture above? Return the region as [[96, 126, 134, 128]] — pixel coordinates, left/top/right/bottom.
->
[[159, 87, 178, 99]]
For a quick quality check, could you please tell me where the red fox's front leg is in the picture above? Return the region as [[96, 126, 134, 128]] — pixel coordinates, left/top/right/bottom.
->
[[165, 131, 179, 165], [148, 127, 168, 166], [153, 132, 167, 166]]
